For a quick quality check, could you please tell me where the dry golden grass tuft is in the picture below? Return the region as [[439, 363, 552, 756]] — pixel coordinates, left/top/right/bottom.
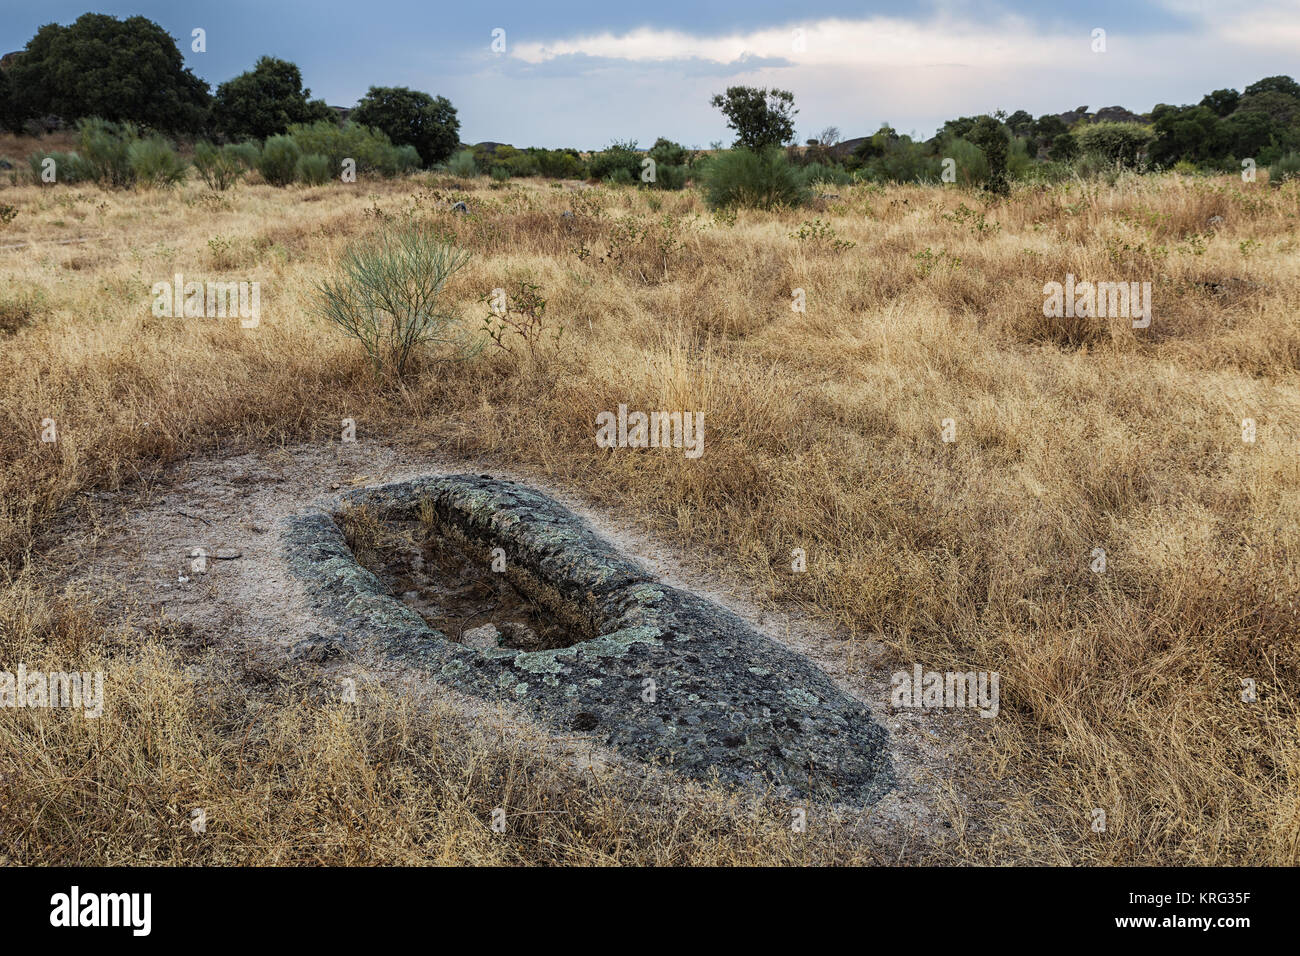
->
[[1, 157, 1298, 864]]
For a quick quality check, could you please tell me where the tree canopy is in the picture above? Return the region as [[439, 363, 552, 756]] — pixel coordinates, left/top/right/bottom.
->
[[211, 56, 333, 141], [710, 86, 798, 150], [350, 86, 460, 167], [5, 13, 210, 133]]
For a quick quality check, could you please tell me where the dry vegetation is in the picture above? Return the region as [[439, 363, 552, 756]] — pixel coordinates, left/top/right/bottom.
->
[[1, 150, 1298, 865]]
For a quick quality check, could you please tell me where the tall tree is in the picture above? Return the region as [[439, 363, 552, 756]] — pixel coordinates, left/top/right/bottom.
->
[[709, 86, 798, 150], [968, 115, 1009, 194], [6, 14, 210, 133], [212, 56, 332, 141], [1199, 88, 1240, 117], [350, 86, 459, 166]]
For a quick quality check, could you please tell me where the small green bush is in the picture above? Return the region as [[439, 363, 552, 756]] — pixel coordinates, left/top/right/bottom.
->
[[1268, 152, 1300, 186], [392, 144, 422, 174], [1049, 132, 1079, 161], [287, 120, 410, 178], [701, 147, 808, 209], [27, 150, 91, 185], [446, 149, 478, 177], [490, 166, 511, 182], [651, 163, 688, 189], [1075, 121, 1155, 168], [193, 142, 247, 191], [77, 118, 137, 188], [531, 148, 587, 179], [258, 135, 301, 187], [589, 141, 641, 182], [296, 152, 332, 185], [127, 135, 187, 188], [315, 224, 474, 377], [226, 141, 262, 170], [798, 163, 852, 188]]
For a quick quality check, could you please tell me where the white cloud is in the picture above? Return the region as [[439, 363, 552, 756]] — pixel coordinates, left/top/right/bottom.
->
[[454, 6, 1300, 147], [511, 16, 1086, 71]]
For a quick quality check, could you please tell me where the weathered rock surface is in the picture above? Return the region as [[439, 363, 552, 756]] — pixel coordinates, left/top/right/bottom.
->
[[284, 475, 892, 805]]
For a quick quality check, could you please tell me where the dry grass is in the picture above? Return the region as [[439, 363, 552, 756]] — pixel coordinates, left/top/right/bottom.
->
[[1, 153, 1298, 865]]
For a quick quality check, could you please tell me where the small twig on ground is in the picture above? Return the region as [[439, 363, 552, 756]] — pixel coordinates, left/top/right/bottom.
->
[[173, 511, 212, 526]]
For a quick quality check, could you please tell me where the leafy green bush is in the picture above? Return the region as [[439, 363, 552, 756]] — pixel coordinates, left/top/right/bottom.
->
[[287, 120, 412, 178], [1268, 152, 1300, 186], [77, 117, 137, 188], [392, 144, 422, 174], [967, 116, 1009, 194], [314, 224, 474, 377], [446, 149, 478, 177], [850, 132, 943, 184], [1075, 122, 1155, 168], [127, 135, 187, 188], [295, 152, 332, 185], [530, 148, 587, 179], [603, 166, 634, 186], [589, 141, 641, 182], [647, 137, 689, 168], [651, 163, 688, 189], [798, 162, 853, 188], [490, 166, 511, 182], [1049, 132, 1079, 161], [226, 141, 262, 171], [258, 135, 301, 187], [193, 142, 246, 191], [701, 147, 808, 209], [27, 150, 91, 185]]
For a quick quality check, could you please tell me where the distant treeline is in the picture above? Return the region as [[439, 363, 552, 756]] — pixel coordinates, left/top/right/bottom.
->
[[0, 13, 460, 169], [4, 13, 1299, 191]]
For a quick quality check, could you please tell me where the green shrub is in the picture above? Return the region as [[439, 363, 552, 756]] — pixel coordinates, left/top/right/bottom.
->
[[1049, 132, 1079, 161], [490, 166, 510, 182], [258, 135, 301, 186], [226, 141, 262, 170], [701, 147, 808, 209], [967, 116, 1009, 194], [392, 144, 422, 174], [647, 137, 690, 168], [798, 162, 853, 188], [1268, 152, 1300, 186], [446, 149, 479, 177], [314, 224, 474, 377], [530, 148, 587, 179], [296, 152, 332, 185], [851, 133, 943, 184], [77, 117, 137, 188], [287, 120, 407, 178], [127, 135, 187, 188], [1075, 121, 1155, 168], [603, 166, 634, 186], [589, 141, 641, 182], [193, 142, 246, 190], [651, 163, 688, 189], [27, 150, 91, 185]]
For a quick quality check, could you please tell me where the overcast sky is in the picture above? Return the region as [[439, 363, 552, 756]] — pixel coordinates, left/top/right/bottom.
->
[[4, 1, 1299, 148]]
